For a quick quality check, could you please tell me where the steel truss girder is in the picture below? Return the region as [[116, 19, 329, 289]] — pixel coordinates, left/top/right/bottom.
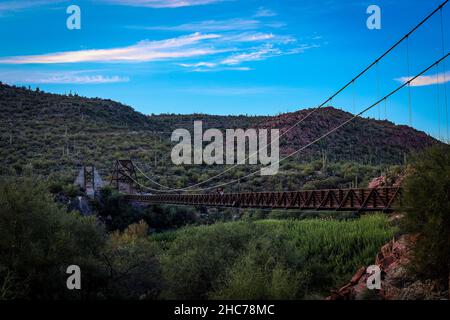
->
[[124, 187, 401, 212]]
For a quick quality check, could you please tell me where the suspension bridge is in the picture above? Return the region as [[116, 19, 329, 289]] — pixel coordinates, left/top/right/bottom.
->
[[92, 1, 448, 213], [125, 187, 401, 212], [108, 159, 402, 212]]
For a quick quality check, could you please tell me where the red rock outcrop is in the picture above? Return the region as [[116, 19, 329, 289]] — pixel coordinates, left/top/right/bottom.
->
[[257, 106, 438, 164], [327, 234, 448, 300], [327, 235, 414, 300]]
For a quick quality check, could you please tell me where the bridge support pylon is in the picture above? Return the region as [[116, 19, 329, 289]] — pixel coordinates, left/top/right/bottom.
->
[[74, 165, 105, 197], [110, 160, 140, 194]]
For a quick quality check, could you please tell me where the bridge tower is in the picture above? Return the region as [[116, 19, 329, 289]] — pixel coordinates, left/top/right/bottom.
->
[[74, 165, 105, 197], [110, 160, 140, 194]]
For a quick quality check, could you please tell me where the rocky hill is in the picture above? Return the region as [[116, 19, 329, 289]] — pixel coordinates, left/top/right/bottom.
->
[[257, 107, 436, 164], [0, 83, 440, 191], [0, 83, 160, 179]]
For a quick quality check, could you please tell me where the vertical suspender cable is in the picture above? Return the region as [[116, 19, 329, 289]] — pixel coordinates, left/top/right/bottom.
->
[[440, 8, 449, 140], [119, 1, 450, 193], [384, 97, 388, 120], [436, 64, 441, 139], [406, 36, 413, 126], [352, 80, 356, 114], [352, 80, 356, 161], [376, 61, 381, 120], [384, 94, 387, 121]]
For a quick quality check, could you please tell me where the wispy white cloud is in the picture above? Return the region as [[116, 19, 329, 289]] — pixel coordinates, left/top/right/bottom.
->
[[0, 0, 64, 13], [0, 33, 223, 64], [102, 0, 226, 8], [179, 62, 218, 68], [192, 67, 250, 72], [0, 28, 316, 72], [221, 32, 275, 42], [119, 6, 310, 74], [135, 20, 290, 44], [35, 74, 129, 84], [178, 42, 318, 72], [220, 45, 281, 65], [139, 15, 286, 33], [396, 71, 450, 87], [0, 70, 129, 84], [220, 44, 315, 66], [254, 7, 277, 17], [210, 32, 294, 46], [0, 2, 321, 75], [143, 18, 263, 32], [234, 33, 275, 42], [178, 63, 250, 72]]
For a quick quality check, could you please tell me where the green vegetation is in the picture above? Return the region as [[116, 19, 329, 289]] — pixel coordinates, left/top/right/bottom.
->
[[0, 84, 446, 300], [0, 176, 394, 300], [101, 221, 162, 299], [0, 83, 437, 193], [401, 144, 450, 284], [157, 215, 394, 299], [0, 176, 104, 299], [0, 177, 163, 300], [93, 187, 224, 231]]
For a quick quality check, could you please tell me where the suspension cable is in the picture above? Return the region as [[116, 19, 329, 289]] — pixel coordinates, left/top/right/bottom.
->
[[131, 0, 450, 191], [124, 53, 450, 193], [134, 160, 171, 189]]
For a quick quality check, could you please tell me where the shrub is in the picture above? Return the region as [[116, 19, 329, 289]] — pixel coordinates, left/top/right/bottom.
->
[[95, 187, 141, 231], [211, 234, 309, 300], [160, 223, 258, 299], [400, 144, 450, 284], [0, 177, 105, 299], [101, 220, 162, 299], [145, 205, 198, 231], [159, 215, 394, 299], [62, 183, 82, 197]]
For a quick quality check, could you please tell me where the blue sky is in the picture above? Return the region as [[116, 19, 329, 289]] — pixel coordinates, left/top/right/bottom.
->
[[0, 0, 449, 139]]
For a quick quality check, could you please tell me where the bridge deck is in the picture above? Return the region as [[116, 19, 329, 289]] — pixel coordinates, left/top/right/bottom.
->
[[124, 187, 401, 212]]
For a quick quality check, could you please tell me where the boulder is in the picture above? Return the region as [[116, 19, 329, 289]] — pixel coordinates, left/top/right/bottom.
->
[[325, 235, 443, 300]]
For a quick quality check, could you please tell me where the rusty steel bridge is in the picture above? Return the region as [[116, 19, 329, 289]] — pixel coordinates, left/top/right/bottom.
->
[[111, 160, 401, 212], [123, 187, 401, 212], [75, 2, 450, 214]]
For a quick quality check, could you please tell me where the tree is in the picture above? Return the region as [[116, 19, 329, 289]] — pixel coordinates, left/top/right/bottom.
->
[[94, 186, 141, 231], [101, 220, 162, 299], [400, 144, 450, 286], [0, 177, 105, 299]]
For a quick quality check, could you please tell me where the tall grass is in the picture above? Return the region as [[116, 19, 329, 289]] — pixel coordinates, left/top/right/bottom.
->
[[260, 215, 393, 275], [156, 214, 394, 300]]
